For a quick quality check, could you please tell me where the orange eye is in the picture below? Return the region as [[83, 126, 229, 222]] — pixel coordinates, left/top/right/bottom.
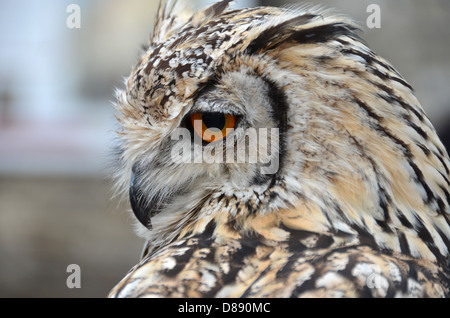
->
[[190, 113, 237, 143]]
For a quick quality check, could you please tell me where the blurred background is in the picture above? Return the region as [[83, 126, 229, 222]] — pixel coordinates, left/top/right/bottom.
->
[[0, 0, 448, 297]]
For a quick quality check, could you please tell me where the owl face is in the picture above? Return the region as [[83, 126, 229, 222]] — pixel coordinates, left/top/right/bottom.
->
[[114, 1, 450, 263], [125, 69, 284, 230]]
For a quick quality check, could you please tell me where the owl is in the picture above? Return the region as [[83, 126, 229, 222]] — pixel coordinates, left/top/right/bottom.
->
[[108, 0, 450, 297]]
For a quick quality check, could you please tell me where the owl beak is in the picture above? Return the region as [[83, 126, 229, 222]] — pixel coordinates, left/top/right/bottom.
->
[[129, 168, 152, 230]]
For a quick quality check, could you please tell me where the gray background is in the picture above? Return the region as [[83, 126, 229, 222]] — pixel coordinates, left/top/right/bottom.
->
[[0, 0, 449, 297]]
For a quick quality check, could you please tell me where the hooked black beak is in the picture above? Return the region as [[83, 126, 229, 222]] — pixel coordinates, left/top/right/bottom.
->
[[129, 163, 184, 230], [129, 166, 152, 229]]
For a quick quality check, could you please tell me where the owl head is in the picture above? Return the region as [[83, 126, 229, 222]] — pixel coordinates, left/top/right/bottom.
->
[[113, 0, 450, 263]]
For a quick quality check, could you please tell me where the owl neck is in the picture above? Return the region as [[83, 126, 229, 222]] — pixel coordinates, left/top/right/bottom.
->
[[139, 161, 449, 265], [144, 180, 448, 263]]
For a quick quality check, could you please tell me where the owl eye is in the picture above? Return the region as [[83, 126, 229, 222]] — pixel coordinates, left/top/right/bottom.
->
[[190, 112, 237, 143]]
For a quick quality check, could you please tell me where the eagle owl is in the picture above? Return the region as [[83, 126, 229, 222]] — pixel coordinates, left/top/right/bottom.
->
[[108, 0, 450, 297]]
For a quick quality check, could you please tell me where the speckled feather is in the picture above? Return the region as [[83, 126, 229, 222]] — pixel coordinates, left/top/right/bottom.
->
[[109, 0, 450, 297]]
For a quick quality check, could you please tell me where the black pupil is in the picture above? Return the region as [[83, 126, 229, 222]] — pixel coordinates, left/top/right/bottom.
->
[[202, 113, 225, 130]]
